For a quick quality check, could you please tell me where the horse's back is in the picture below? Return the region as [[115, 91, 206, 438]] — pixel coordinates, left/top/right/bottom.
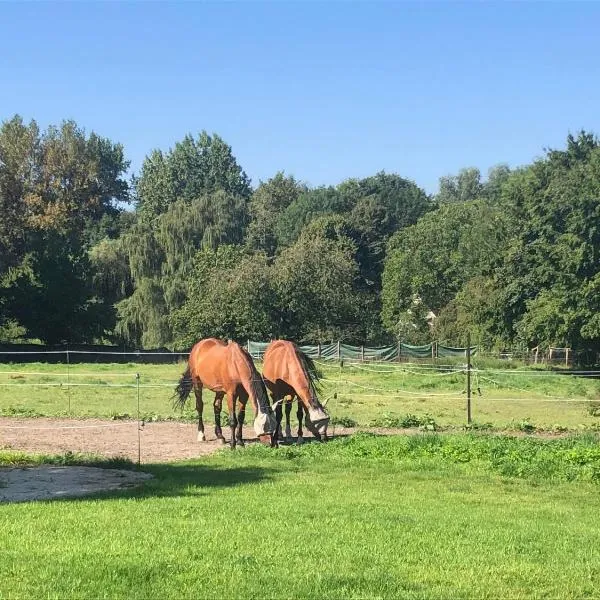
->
[[189, 338, 229, 389], [263, 340, 303, 384], [226, 341, 260, 380], [191, 338, 227, 356]]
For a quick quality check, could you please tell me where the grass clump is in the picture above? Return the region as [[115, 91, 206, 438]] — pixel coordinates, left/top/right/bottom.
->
[[369, 412, 438, 430], [242, 431, 600, 485], [0, 449, 135, 469]]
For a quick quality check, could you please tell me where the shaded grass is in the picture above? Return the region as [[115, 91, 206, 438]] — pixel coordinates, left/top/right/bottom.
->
[[1, 433, 600, 598]]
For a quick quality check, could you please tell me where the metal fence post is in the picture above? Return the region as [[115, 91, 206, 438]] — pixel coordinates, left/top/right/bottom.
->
[[136, 373, 141, 466], [466, 332, 472, 425], [66, 347, 71, 415]]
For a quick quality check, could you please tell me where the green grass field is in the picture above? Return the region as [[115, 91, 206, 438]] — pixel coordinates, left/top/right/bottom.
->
[[2, 433, 600, 599], [1, 359, 600, 431]]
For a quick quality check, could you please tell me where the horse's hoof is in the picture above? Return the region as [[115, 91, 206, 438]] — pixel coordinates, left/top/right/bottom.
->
[[218, 437, 227, 445], [197, 432, 206, 442], [297, 436, 304, 445], [236, 439, 245, 448]]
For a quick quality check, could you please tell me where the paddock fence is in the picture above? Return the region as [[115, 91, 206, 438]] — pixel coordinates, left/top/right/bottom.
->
[[0, 340, 576, 365], [0, 346, 599, 465]]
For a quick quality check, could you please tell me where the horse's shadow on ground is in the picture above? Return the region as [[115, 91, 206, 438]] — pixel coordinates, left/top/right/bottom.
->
[[2, 434, 352, 505], [0, 462, 278, 505]]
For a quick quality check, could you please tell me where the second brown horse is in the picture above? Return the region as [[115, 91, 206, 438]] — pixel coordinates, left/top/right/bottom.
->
[[174, 338, 277, 449], [262, 340, 330, 443]]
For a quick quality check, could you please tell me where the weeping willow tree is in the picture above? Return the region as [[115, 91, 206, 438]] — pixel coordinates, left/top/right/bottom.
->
[[114, 191, 249, 348]]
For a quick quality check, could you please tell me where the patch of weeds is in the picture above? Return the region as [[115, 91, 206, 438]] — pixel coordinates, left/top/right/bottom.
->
[[370, 412, 438, 431], [464, 421, 494, 432], [514, 418, 537, 434], [1, 405, 44, 417], [587, 402, 600, 417], [330, 416, 358, 427], [336, 396, 354, 407], [110, 412, 132, 420]]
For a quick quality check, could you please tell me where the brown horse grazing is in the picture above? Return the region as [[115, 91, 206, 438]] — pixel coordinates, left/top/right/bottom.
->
[[262, 340, 330, 443], [174, 338, 277, 449]]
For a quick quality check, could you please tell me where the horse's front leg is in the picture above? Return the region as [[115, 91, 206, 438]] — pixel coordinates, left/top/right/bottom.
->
[[213, 392, 226, 444], [274, 398, 283, 442], [284, 398, 293, 441], [296, 402, 305, 445], [236, 395, 247, 448], [226, 392, 237, 450]]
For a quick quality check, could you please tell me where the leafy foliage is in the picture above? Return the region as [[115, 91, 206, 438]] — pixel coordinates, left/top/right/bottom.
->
[[382, 199, 510, 341], [2, 112, 600, 357], [0, 115, 129, 343], [135, 132, 251, 220], [171, 246, 278, 348]]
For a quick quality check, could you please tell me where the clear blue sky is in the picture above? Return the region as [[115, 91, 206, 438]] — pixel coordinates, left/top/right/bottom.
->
[[1, 1, 598, 194]]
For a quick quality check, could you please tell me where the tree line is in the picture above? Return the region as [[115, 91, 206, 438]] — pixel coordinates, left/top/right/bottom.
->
[[1, 114, 599, 355]]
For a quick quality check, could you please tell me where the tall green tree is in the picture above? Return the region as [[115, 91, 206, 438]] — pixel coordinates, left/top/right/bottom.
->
[[135, 132, 251, 220], [0, 115, 130, 343], [272, 217, 366, 342], [495, 131, 600, 349], [171, 246, 278, 349], [382, 199, 510, 340], [436, 167, 483, 204], [116, 190, 249, 348], [246, 172, 306, 256]]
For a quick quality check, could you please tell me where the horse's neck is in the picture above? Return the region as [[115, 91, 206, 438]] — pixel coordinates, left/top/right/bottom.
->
[[231, 349, 268, 412]]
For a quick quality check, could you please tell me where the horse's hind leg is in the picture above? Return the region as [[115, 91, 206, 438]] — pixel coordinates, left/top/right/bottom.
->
[[214, 392, 226, 444], [284, 398, 293, 441], [194, 384, 205, 442]]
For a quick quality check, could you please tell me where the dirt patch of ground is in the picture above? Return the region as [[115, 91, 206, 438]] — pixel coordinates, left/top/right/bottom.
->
[[0, 417, 280, 463], [0, 465, 153, 503], [0, 417, 573, 466]]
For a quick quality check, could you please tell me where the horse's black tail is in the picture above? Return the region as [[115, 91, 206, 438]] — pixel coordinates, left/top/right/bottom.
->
[[173, 366, 193, 410]]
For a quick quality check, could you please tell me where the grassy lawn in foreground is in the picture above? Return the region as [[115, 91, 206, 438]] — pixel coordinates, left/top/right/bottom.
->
[[0, 360, 600, 430], [1, 433, 600, 599]]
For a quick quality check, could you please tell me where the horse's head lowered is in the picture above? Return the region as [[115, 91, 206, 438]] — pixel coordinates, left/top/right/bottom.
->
[[253, 409, 277, 439], [304, 406, 330, 439]]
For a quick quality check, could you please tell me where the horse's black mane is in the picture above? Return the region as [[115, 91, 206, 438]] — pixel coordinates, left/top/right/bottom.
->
[[293, 343, 322, 399], [238, 344, 272, 414]]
